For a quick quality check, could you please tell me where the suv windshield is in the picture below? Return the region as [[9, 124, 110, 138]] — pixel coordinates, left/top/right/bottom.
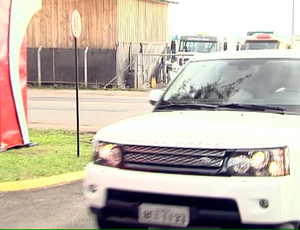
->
[[179, 41, 217, 53], [244, 41, 279, 50], [162, 58, 300, 114]]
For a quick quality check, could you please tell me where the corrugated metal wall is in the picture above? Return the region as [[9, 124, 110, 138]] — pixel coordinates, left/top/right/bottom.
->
[[27, 0, 117, 49], [117, 0, 169, 43], [27, 0, 168, 48], [115, 0, 169, 87]]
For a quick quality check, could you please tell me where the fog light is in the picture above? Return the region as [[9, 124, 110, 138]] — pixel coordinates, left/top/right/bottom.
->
[[88, 184, 98, 193], [259, 199, 269, 208]]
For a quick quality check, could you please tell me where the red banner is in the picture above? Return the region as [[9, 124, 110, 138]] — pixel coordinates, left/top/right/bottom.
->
[[0, 0, 28, 150]]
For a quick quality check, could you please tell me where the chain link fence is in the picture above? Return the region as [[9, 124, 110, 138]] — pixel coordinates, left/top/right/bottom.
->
[[27, 47, 116, 88]]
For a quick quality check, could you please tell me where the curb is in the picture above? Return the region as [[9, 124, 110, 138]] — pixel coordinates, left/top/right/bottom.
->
[[0, 171, 86, 192], [28, 88, 150, 97]]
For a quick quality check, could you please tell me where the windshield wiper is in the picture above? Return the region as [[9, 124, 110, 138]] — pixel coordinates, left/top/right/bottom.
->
[[217, 103, 287, 114], [156, 101, 218, 111]]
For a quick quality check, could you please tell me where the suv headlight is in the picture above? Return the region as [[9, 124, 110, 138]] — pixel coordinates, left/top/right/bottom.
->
[[227, 147, 290, 177], [92, 140, 122, 167]]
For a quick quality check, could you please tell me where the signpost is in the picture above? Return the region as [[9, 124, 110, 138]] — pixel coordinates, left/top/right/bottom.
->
[[71, 9, 81, 157]]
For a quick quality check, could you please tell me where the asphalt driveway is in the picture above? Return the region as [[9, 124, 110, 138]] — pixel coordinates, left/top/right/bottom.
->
[[0, 181, 96, 229]]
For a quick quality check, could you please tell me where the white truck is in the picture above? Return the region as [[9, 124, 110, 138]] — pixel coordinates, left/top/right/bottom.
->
[[84, 49, 300, 229], [239, 34, 291, 51], [168, 35, 221, 81], [168, 35, 238, 82]]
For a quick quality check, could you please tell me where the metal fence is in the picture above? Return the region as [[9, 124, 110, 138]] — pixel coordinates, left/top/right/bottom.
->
[[127, 52, 196, 89], [27, 47, 116, 87], [26, 47, 196, 89]]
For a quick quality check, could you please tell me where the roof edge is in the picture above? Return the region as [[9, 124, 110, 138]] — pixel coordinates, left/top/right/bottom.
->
[[148, 0, 179, 4]]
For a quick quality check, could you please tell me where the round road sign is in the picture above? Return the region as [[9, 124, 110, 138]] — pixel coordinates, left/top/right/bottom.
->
[[71, 9, 81, 38]]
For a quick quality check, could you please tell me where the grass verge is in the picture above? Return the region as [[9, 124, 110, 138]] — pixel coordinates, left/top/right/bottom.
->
[[0, 129, 94, 182]]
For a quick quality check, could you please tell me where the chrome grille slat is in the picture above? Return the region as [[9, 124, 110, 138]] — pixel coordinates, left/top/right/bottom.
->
[[122, 145, 227, 170], [124, 153, 223, 167], [123, 145, 226, 157]]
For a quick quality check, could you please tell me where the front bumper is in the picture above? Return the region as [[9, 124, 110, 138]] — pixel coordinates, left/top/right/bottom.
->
[[83, 163, 296, 228]]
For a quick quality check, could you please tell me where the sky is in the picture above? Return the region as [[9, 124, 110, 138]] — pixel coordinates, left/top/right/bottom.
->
[[168, 0, 300, 37]]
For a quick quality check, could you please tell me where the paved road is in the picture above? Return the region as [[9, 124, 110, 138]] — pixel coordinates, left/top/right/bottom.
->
[[1, 89, 154, 229], [0, 181, 96, 229], [28, 89, 153, 132]]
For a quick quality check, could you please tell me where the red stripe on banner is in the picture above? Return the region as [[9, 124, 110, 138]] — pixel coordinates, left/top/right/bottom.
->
[[0, 0, 27, 150]]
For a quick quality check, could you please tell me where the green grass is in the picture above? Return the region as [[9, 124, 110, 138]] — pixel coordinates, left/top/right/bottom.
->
[[0, 129, 94, 182]]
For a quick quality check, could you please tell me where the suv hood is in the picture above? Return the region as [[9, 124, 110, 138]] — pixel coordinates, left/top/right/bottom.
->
[[95, 111, 300, 149]]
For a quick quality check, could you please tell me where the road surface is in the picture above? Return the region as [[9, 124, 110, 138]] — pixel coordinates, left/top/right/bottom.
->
[[0, 181, 96, 229], [28, 89, 153, 132], [1, 89, 154, 229]]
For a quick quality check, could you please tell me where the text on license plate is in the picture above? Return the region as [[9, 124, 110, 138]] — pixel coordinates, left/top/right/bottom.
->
[[138, 203, 190, 227]]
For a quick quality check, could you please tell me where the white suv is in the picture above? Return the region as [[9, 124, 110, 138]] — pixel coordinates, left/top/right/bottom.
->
[[84, 50, 300, 229]]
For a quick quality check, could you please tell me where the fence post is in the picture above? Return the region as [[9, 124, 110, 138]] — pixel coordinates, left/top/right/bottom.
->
[[137, 53, 143, 89], [84, 47, 89, 88], [163, 45, 168, 84], [134, 54, 138, 89], [52, 48, 56, 83], [138, 53, 144, 89], [37, 46, 42, 86]]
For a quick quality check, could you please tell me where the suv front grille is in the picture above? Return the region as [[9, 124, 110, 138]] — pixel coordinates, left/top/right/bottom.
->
[[121, 145, 229, 175], [124, 152, 223, 167]]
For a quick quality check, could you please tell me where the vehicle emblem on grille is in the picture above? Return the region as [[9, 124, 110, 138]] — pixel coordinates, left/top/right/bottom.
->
[[198, 157, 212, 165]]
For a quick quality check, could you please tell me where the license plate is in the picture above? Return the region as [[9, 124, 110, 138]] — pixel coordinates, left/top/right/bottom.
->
[[138, 203, 190, 227]]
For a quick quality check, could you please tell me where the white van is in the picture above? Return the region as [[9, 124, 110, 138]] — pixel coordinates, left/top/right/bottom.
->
[[84, 50, 300, 229]]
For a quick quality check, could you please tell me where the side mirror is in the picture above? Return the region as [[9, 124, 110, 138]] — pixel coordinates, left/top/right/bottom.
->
[[223, 42, 227, 51], [149, 89, 165, 106]]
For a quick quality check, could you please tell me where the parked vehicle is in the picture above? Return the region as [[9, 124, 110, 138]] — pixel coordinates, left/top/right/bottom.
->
[[239, 33, 291, 50], [84, 49, 300, 229], [168, 34, 221, 81]]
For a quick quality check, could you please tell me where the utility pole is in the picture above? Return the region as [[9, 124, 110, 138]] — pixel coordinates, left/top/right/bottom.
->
[[292, 0, 295, 36]]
